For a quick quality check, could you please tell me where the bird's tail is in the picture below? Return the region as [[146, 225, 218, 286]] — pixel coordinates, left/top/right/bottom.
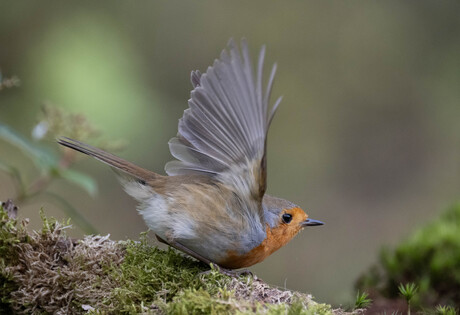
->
[[57, 137, 158, 183]]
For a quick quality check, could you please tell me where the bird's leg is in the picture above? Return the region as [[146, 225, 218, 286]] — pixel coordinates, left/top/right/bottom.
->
[[155, 234, 252, 277], [202, 265, 253, 277]]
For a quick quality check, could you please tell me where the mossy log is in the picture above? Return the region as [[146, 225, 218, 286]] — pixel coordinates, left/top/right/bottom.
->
[[0, 203, 358, 314]]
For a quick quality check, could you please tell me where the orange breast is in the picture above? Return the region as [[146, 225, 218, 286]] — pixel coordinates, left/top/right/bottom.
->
[[218, 210, 304, 269]]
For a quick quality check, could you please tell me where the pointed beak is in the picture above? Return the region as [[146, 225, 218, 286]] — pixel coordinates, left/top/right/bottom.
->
[[301, 218, 324, 227]]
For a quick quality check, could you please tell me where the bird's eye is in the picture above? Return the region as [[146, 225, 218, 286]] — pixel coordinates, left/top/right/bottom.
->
[[282, 213, 292, 224]]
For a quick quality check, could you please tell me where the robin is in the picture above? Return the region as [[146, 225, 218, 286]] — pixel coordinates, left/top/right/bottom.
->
[[58, 39, 323, 275]]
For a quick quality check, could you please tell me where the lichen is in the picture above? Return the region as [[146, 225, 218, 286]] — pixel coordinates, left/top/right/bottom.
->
[[0, 205, 353, 314]]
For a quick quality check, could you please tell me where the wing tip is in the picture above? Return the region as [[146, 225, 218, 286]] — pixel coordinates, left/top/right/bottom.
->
[[191, 70, 202, 88], [227, 37, 236, 48], [57, 136, 80, 148], [56, 135, 70, 144]]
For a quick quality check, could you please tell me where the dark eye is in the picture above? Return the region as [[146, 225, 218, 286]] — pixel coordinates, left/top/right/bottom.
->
[[282, 213, 292, 224]]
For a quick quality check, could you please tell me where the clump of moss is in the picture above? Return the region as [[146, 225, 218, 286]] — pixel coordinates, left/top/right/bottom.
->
[[357, 203, 460, 309], [0, 206, 125, 314], [106, 235, 209, 312], [0, 203, 25, 312], [165, 287, 335, 315], [103, 238, 331, 314], [166, 288, 239, 314], [0, 205, 350, 314]]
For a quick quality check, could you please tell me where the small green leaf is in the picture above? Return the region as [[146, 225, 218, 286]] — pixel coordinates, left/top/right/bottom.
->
[[354, 290, 372, 309], [398, 282, 418, 302], [0, 122, 58, 170], [58, 168, 98, 197]]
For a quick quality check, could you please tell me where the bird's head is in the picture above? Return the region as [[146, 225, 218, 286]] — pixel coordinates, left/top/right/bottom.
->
[[263, 195, 324, 245], [278, 206, 324, 232], [218, 195, 324, 269]]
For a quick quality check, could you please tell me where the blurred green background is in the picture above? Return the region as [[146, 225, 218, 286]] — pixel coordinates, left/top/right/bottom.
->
[[1, 1, 460, 306]]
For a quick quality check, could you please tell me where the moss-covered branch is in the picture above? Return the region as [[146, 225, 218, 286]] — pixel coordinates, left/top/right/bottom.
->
[[0, 204, 357, 314]]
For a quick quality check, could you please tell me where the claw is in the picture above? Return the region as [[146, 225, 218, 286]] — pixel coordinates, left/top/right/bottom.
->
[[199, 263, 254, 278]]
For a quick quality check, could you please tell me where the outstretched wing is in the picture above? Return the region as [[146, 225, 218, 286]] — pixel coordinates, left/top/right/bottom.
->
[[165, 39, 281, 205]]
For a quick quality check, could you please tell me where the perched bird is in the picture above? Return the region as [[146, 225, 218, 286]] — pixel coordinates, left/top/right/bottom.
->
[[58, 39, 323, 274]]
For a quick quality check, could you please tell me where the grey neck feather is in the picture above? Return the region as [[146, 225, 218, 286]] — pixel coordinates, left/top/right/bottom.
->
[[238, 194, 298, 254], [262, 194, 298, 228]]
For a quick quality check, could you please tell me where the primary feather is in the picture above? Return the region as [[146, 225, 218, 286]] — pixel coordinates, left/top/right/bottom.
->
[[165, 39, 281, 207]]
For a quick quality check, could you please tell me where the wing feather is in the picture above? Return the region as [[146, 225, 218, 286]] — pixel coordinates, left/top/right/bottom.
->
[[165, 39, 280, 209]]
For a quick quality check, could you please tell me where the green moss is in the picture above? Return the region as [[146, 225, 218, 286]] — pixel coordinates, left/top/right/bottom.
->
[[165, 287, 333, 315], [357, 203, 460, 308], [0, 204, 24, 312], [1, 208, 341, 314], [166, 288, 237, 315], [106, 235, 224, 312], [262, 299, 333, 315]]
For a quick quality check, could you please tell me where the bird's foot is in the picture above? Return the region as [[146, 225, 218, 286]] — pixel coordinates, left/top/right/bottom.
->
[[199, 263, 254, 278], [220, 267, 253, 277]]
